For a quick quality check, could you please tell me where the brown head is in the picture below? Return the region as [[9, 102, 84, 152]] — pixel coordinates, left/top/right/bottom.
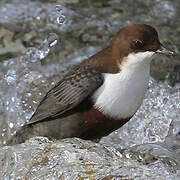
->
[[111, 24, 176, 66], [81, 24, 176, 73]]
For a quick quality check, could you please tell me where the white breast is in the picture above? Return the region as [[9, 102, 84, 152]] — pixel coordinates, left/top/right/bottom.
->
[[91, 51, 155, 120]]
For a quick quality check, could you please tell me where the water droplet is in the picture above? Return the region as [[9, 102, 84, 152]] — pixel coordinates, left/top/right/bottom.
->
[[36, 16, 41, 20], [4, 75, 16, 84], [56, 5, 63, 13], [6, 101, 9, 106], [25, 113, 33, 120], [56, 4, 66, 25], [11, 97, 15, 102], [57, 15, 66, 25], [26, 47, 40, 62], [27, 92, 32, 97], [4, 71, 17, 84], [44, 33, 59, 48], [9, 122, 14, 128], [38, 49, 50, 60], [26, 33, 58, 62]]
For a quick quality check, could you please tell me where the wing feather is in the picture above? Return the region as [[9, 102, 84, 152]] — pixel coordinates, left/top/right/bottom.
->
[[26, 66, 103, 125]]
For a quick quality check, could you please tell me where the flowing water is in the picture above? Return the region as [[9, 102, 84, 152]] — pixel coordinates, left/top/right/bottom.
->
[[0, 0, 179, 179]]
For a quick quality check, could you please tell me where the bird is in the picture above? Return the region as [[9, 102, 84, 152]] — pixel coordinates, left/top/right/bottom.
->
[[7, 24, 176, 145]]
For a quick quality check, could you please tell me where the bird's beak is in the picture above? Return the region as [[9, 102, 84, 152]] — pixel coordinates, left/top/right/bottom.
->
[[156, 44, 177, 56]]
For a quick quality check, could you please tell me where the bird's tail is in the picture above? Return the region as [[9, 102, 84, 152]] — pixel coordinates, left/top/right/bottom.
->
[[6, 125, 34, 146]]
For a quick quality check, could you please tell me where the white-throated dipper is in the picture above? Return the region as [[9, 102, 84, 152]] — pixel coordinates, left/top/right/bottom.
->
[[8, 24, 176, 145]]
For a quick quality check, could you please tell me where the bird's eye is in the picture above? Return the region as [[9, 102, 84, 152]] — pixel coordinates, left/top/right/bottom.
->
[[131, 39, 143, 49]]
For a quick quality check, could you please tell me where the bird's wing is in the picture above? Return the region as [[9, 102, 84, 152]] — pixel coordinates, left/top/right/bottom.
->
[[26, 66, 103, 125]]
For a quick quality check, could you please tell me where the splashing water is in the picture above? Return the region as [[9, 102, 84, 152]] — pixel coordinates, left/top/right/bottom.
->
[[0, 4, 69, 145], [26, 33, 59, 62], [25, 4, 66, 63], [56, 5, 66, 25], [101, 78, 180, 149], [0, 33, 60, 145]]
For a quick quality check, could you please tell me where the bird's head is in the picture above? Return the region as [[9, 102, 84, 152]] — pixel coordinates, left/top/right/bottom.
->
[[111, 24, 176, 68]]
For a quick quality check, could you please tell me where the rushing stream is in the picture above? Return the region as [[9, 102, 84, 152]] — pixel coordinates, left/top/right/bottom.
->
[[0, 0, 179, 179]]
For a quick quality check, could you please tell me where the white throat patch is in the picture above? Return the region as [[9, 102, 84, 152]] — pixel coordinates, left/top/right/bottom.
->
[[92, 51, 155, 119]]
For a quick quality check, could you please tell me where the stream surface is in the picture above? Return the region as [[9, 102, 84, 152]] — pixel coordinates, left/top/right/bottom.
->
[[0, 0, 179, 179]]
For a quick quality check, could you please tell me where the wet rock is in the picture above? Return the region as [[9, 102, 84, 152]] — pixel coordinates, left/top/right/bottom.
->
[[0, 137, 180, 179], [0, 28, 26, 60]]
